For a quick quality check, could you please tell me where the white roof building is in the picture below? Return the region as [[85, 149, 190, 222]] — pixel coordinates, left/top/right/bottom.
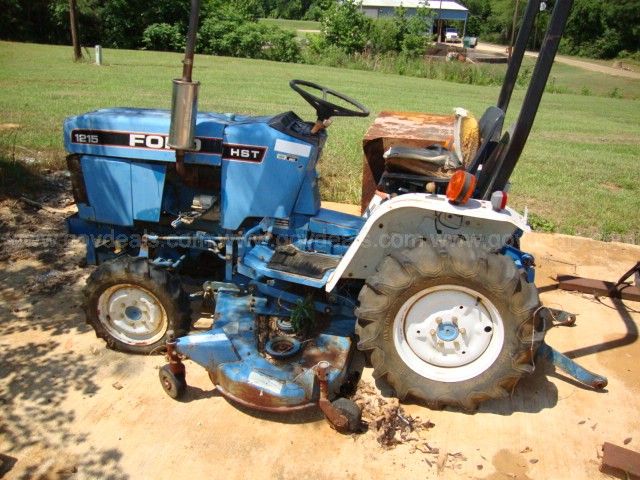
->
[[360, 0, 469, 21]]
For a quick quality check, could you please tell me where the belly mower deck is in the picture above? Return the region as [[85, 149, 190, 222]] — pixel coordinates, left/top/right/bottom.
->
[[163, 289, 359, 429]]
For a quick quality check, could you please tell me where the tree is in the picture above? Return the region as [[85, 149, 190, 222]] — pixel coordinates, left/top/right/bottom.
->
[[69, 0, 82, 60], [321, 0, 371, 54]]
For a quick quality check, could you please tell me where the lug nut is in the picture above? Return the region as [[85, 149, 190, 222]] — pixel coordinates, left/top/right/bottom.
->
[[452, 317, 458, 325], [459, 328, 466, 335], [430, 329, 436, 336], [436, 317, 443, 324]]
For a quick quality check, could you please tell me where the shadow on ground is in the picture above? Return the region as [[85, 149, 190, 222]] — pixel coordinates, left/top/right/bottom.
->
[[0, 182, 128, 478]]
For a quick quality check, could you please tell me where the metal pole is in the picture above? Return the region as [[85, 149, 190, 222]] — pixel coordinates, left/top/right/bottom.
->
[[438, 0, 443, 42], [68, 0, 82, 61], [497, 0, 541, 113], [490, 0, 574, 194], [508, 0, 521, 61], [182, 0, 201, 82], [169, 0, 202, 166], [462, 14, 467, 40], [95, 45, 102, 66]]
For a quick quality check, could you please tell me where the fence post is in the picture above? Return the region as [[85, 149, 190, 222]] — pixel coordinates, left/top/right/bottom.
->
[[95, 45, 102, 66]]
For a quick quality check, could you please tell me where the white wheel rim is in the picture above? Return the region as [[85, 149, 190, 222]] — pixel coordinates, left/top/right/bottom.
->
[[97, 284, 168, 346], [393, 285, 504, 382]]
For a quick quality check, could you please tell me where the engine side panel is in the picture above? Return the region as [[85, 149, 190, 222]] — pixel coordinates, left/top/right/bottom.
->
[[220, 123, 319, 230], [79, 156, 167, 226]]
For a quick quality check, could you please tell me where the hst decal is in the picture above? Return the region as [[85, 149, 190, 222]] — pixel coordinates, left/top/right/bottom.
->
[[222, 144, 267, 162]]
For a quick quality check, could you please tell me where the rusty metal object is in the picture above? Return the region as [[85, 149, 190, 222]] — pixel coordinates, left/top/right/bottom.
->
[[361, 111, 457, 211], [315, 361, 350, 432], [165, 333, 185, 378], [558, 274, 640, 302], [538, 307, 576, 328], [214, 383, 316, 413], [614, 261, 640, 290], [601, 442, 640, 479], [182, 331, 353, 413]]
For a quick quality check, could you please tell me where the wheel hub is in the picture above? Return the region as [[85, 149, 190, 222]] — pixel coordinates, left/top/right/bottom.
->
[[436, 322, 459, 342], [393, 285, 505, 382], [124, 305, 143, 321], [98, 285, 168, 345]]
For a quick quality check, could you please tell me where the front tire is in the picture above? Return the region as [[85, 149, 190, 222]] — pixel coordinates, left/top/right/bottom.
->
[[84, 257, 191, 354], [356, 240, 543, 411], [159, 365, 186, 399]]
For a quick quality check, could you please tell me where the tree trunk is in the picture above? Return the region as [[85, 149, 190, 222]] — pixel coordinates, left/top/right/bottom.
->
[[69, 0, 82, 61]]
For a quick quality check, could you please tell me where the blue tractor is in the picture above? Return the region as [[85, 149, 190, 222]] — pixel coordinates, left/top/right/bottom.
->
[[64, 0, 604, 432]]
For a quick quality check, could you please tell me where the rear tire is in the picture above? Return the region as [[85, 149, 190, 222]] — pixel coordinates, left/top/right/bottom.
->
[[84, 256, 191, 354], [355, 240, 543, 411]]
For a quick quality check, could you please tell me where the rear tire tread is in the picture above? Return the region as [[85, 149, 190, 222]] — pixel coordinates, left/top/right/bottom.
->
[[355, 240, 542, 411]]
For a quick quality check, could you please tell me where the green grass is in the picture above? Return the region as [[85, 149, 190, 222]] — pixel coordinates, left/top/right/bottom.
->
[[471, 58, 640, 99], [0, 41, 638, 241], [259, 18, 320, 32], [545, 61, 640, 99]]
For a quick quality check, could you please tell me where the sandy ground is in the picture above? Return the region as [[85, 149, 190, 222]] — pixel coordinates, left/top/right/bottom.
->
[[475, 42, 640, 80], [1, 190, 639, 479]]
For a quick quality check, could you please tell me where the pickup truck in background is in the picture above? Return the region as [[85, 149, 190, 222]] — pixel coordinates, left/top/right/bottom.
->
[[445, 27, 459, 42]]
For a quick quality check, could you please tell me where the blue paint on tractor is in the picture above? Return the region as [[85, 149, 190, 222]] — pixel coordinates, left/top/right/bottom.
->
[[437, 323, 459, 342], [78, 156, 166, 226], [536, 343, 608, 390], [65, 108, 334, 231], [502, 244, 536, 283]]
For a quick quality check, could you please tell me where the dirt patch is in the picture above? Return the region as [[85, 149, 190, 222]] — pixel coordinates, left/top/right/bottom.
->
[[0, 171, 79, 264], [483, 449, 534, 480]]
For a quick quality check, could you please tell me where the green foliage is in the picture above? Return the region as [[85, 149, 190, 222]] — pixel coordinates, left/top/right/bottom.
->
[[304, 0, 333, 20], [101, 0, 190, 49], [527, 212, 556, 233], [400, 7, 434, 55], [199, 15, 300, 62], [322, 3, 433, 57], [262, 27, 302, 62], [321, 0, 371, 54], [302, 48, 507, 86], [142, 23, 185, 52], [203, 0, 261, 22], [290, 295, 316, 335], [1, 0, 638, 61], [561, 0, 640, 59], [608, 87, 623, 99], [463, 0, 640, 59], [368, 19, 400, 54]]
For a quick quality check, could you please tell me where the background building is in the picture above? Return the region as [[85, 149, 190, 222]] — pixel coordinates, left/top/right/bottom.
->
[[359, 0, 470, 40]]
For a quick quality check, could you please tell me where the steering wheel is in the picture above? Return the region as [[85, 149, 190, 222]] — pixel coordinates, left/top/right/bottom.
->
[[290, 79, 370, 122]]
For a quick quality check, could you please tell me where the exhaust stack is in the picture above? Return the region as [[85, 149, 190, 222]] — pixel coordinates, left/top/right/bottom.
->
[[168, 0, 201, 154]]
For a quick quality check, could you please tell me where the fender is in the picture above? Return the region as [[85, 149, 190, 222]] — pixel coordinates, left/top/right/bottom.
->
[[326, 193, 529, 291]]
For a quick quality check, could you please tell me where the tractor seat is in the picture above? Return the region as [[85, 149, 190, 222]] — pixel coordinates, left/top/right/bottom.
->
[[382, 106, 506, 180]]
